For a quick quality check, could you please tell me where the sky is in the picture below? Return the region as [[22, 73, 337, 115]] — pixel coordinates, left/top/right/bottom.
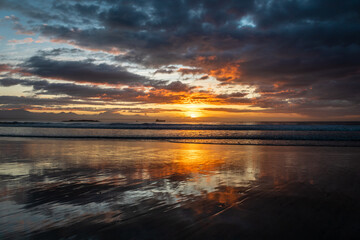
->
[[0, 0, 359, 122]]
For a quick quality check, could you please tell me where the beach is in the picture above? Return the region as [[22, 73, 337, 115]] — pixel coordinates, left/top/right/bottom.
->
[[1, 137, 360, 239], [1, 0, 359, 238]]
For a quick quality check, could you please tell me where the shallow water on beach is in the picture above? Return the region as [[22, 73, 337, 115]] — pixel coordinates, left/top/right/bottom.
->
[[1, 138, 360, 239]]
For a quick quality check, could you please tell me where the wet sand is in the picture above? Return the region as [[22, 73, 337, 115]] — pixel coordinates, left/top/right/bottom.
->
[[0, 138, 360, 239]]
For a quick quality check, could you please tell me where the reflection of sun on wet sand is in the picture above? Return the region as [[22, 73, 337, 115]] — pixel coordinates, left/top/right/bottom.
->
[[207, 186, 241, 206], [1, 139, 360, 239]]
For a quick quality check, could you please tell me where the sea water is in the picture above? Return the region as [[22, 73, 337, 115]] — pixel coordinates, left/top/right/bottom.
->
[[1, 121, 360, 146], [0, 122, 360, 239]]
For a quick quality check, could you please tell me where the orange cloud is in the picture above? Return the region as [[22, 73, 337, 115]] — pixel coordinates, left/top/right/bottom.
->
[[8, 37, 34, 44], [209, 64, 241, 83], [196, 55, 216, 61], [134, 88, 226, 105], [184, 56, 242, 84]]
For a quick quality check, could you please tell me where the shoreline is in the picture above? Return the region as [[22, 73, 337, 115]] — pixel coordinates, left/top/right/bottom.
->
[[1, 136, 360, 147]]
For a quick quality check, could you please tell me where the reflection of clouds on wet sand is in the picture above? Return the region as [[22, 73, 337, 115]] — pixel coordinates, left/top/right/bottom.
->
[[0, 138, 360, 239]]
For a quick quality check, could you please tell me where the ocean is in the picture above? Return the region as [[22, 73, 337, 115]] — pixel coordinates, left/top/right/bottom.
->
[[1, 121, 360, 146], [0, 122, 360, 239]]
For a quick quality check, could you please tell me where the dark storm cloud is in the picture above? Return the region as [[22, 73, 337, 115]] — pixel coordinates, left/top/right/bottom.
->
[[37, 48, 84, 57], [52, 2, 99, 18], [158, 81, 196, 92], [0, 78, 24, 87], [0, 0, 61, 22], [198, 75, 209, 80], [1, 0, 360, 117], [217, 92, 248, 99], [0, 96, 94, 111], [215, 92, 252, 104], [22, 55, 149, 85], [0, 78, 146, 100], [153, 69, 174, 75], [252, 0, 360, 29], [0, 95, 68, 106], [0, 108, 129, 121], [0, 0, 100, 25]]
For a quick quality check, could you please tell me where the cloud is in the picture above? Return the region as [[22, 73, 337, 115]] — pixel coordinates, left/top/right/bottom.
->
[[0, 78, 205, 105], [8, 37, 34, 44], [22, 55, 150, 85], [157, 81, 197, 92], [0, 64, 10, 72], [0, 95, 79, 108], [37, 48, 84, 57], [202, 108, 257, 113], [0, 78, 146, 100], [0, 109, 128, 121], [153, 69, 174, 75], [0, 78, 24, 86], [198, 75, 209, 80], [1, 0, 360, 118]]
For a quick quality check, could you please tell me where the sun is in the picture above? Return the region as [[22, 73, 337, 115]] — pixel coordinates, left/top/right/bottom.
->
[[184, 104, 202, 119]]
